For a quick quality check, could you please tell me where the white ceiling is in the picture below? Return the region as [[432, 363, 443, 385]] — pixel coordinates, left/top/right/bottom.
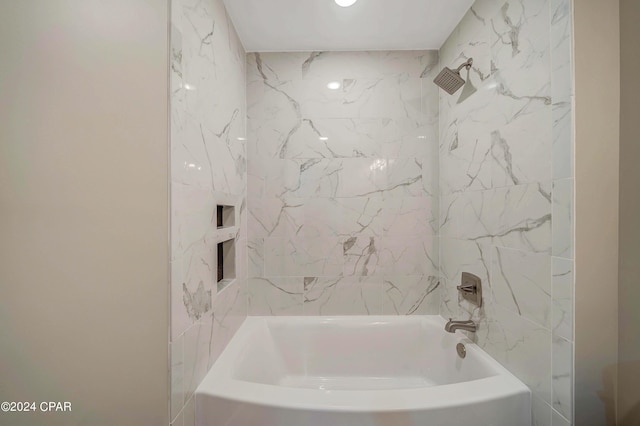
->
[[223, 0, 475, 52]]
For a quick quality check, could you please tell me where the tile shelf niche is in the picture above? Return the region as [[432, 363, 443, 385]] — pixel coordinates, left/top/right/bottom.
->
[[215, 203, 237, 293]]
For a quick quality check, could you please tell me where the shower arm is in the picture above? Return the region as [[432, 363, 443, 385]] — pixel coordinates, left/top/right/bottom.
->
[[455, 58, 474, 72]]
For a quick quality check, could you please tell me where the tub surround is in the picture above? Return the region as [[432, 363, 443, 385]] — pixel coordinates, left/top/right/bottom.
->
[[438, 0, 574, 424], [169, 0, 248, 424], [246, 50, 441, 317]]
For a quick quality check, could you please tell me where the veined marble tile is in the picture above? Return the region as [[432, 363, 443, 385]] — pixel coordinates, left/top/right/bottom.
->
[[491, 107, 552, 187], [552, 178, 574, 258], [247, 237, 264, 278], [439, 190, 492, 241], [383, 275, 440, 315], [264, 237, 344, 277], [343, 236, 383, 276], [491, 246, 552, 328], [477, 304, 552, 405], [301, 51, 381, 80], [550, 0, 573, 102], [247, 52, 306, 83], [384, 157, 427, 197], [183, 316, 212, 401], [282, 118, 384, 159], [334, 197, 384, 238], [383, 197, 436, 237], [490, 183, 552, 253], [552, 257, 573, 341], [171, 113, 216, 191], [439, 125, 492, 195], [380, 236, 438, 276], [183, 394, 195, 426], [248, 277, 303, 315], [551, 410, 570, 426], [211, 280, 246, 364], [379, 50, 439, 78], [248, 197, 304, 239], [170, 182, 215, 261], [298, 78, 380, 119], [552, 335, 573, 422], [532, 395, 552, 426], [172, 260, 190, 338], [552, 100, 573, 180], [170, 334, 184, 423], [303, 277, 383, 315], [490, 0, 551, 79]]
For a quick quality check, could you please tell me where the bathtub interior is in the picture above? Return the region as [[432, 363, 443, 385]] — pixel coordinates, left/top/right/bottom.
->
[[231, 317, 499, 390]]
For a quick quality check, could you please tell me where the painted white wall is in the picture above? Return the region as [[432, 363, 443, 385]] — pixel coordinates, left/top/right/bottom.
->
[[574, 0, 620, 424], [0, 1, 170, 425]]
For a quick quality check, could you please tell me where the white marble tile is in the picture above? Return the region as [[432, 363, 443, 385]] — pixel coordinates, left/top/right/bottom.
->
[[282, 118, 384, 159], [303, 277, 383, 315], [301, 51, 381, 80], [383, 275, 440, 315], [552, 100, 573, 180], [247, 237, 264, 278], [183, 395, 195, 426], [439, 190, 492, 241], [490, 183, 552, 253], [552, 257, 573, 341], [552, 336, 573, 421], [491, 246, 552, 328], [380, 236, 438, 276], [552, 178, 573, 258], [383, 197, 436, 237], [335, 197, 384, 238], [298, 78, 381, 119], [170, 335, 184, 423], [171, 260, 191, 339], [384, 157, 427, 197], [491, 107, 552, 187], [211, 280, 246, 364], [247, 52, 306, 83], [343, 236, 383, 276], [551, 410, 570, 426], [183, 317, 211, 401], [248, 277, 303, 315], [380, 50, 439, 78], [532, 396, 552, 426], [550, 0, 573, 102], [478, 305, 552, 405], [490, 0, 551, 87], [439, 125, 492, 195], [264, 237, 344, 277]]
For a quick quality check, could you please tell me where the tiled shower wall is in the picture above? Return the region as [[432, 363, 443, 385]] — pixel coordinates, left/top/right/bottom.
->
[[169, 0, 248, 424], [438, 0, 574, 425], [246, 51, 441, 316]]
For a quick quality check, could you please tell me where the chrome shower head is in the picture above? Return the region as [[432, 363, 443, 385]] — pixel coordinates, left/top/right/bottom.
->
[[433, 58, 473, 95]]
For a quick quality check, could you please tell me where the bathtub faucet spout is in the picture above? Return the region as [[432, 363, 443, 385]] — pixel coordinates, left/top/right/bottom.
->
[[445, 318, 477, 333]]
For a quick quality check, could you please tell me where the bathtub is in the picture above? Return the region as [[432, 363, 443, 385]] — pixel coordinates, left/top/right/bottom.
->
[[196, 316, 531, 426]]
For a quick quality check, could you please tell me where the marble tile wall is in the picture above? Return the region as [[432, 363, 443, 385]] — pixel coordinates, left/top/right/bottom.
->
[[246, 51, 441, 317], [169, 0, 248, 424], [438, 0, 574, 425]]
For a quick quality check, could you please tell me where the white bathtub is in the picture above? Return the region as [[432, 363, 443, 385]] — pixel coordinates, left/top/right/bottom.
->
[[196, 316, 531, 426]]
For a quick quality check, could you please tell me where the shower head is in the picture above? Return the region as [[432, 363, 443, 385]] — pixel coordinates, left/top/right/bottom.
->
[[433, 58, 473, 95]]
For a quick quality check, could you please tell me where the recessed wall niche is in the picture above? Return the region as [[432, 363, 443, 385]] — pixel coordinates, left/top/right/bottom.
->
[[217, 238, 236, 292], [217, 205, 235, 229]]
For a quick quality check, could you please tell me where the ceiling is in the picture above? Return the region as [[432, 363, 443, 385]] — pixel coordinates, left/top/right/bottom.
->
[[223, 0, 475, 52]]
